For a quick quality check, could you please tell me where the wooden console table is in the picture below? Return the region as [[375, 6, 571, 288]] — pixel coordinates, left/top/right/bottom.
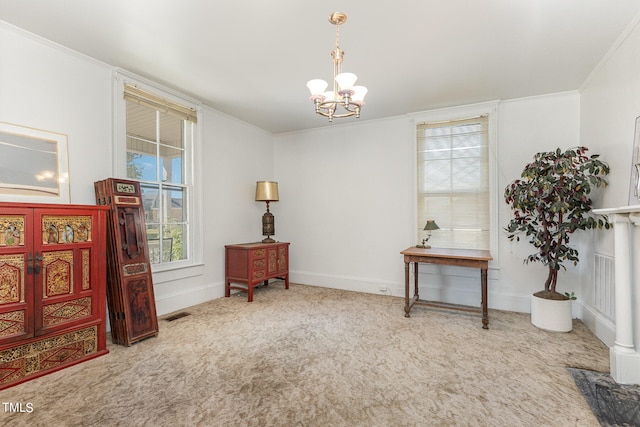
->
[[401, 246, 493, 329], [225, 242, 289, 302]]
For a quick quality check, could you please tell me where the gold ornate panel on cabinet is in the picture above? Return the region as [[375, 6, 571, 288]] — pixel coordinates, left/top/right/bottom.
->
[[0, 202, 109, 390], [225, 242, 290, 302]]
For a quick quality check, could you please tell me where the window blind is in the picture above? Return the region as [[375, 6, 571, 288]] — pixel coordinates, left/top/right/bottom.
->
[[417, 116, 489, 250], [124, 84, 197, 123]]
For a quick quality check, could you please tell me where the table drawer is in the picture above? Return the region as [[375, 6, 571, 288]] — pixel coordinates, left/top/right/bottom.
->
[[251, 248, 266, 259]]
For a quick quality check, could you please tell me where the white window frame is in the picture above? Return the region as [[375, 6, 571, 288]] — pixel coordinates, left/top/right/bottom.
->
[[113, 69, 204, 279], [409, 101, 499, 264]]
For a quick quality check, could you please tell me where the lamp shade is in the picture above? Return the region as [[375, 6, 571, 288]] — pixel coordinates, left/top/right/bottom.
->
[[335, 72, 357, 91], [351, 86, 368, 104], [307, 79, 328, 96], [255, 181, 279, 201], [423, 220, 440, 231], [322, 91, 337, 103]]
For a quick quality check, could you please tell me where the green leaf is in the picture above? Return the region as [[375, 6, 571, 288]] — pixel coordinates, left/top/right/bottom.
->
[[504, 146, 611, 291]]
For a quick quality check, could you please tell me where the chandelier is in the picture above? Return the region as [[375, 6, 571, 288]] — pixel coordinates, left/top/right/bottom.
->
[[306, 12, 368, 122]]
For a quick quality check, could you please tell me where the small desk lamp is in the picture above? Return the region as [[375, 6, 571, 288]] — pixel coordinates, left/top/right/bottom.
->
[[255, 181, 279, 243], [416, 220, 439, 248]]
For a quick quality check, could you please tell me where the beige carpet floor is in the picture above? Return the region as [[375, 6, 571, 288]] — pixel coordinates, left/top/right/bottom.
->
[[0, 283, 610, 426]]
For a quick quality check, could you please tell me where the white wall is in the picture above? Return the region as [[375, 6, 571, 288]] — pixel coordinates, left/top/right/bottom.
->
[[275, 117, 414, 294], [581, 16, 640, 212], [497, 92, 584, 313], [274, 92, 584, 314], [579, 16, 640, 345], [0, 22, 274, 317], [0, 24, 112, 204]]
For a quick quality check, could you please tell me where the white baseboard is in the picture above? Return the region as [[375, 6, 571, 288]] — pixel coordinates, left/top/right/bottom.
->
[[291, 270, 531, 313], [581, 303, 616, 347], [291, 271, 400, 296], [154, 281, 225, 316]]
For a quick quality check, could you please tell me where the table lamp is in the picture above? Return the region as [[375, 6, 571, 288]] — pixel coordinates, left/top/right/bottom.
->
[[416, 219, 439, 248], [255, 181, 279, 243]]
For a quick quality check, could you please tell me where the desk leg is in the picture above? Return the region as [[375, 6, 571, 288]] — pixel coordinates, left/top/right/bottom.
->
[[481, 268, 489, 329], [414, 262, 419, 300], [404, 261, 411, 317]]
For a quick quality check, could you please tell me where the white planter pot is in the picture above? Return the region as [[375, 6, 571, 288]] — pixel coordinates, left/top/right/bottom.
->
[[530, 294, 573, 332]]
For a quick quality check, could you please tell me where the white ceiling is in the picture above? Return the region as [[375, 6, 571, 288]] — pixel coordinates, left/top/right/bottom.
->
[[2, 1, 640, 134]]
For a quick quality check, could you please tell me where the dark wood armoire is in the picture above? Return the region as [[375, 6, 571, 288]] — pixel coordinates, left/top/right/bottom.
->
[[94, 178, 159, 346], [0, 202, 109, 390]]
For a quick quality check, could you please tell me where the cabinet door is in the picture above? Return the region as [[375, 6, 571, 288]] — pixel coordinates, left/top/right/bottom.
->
[[277, 245, 288, 274], [0, 208, 34, 345], [267, 247, 278, 275], [33, 209, 98, 335]]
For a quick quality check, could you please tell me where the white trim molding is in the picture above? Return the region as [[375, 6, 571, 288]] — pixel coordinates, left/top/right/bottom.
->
[[593, 205, 640, 384], [408, 100, 501, 267], [112, 68, 205, 274]]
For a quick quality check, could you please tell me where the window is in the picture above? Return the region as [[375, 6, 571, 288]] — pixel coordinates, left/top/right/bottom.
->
[[114, 73, 201, 271], [417, 116, 490, 250]]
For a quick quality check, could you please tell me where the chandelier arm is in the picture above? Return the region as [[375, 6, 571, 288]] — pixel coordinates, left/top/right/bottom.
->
[[315, 109, 359, 119], [316, 102, 360, 118], [329, 110, 360, 119]]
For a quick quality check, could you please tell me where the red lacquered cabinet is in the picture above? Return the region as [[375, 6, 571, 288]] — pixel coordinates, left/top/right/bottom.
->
[[0, 202, 109, 390], [225, 242, 289, 302]]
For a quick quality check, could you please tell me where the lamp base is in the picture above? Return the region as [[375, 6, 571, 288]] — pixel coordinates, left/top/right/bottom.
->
[[261, 211, 276, 244], [416, 238, 431, 249]]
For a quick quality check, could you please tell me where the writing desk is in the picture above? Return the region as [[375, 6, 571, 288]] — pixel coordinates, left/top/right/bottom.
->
[[401, 246, 493, 329]]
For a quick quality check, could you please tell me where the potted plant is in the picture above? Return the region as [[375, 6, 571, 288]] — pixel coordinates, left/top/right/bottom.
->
[[504, 146, 610, 332]]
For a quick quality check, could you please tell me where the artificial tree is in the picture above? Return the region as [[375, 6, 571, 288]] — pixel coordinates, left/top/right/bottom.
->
[[504, 146, 610, 300]]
